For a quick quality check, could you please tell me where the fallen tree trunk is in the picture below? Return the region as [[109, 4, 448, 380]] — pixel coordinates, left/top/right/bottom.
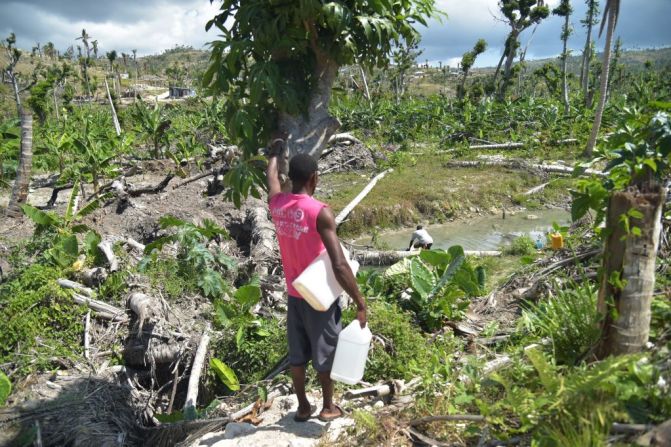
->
[[98, 240, 119, 272], [246, 201, 278, 277], [44, 183, 74, 208], [469, 142, 524, 150], [351, 249, 501, 266], [335, 168, 393, 227], [328, 132, 363, 146], [128, 173, 174, 197], [71, 293, 127, 322], [184, 325, 210, 420], [444, 159, 604, 176]]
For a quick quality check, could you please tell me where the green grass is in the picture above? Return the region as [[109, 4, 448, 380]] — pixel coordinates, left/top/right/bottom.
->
[[317, 156, 557, 236]]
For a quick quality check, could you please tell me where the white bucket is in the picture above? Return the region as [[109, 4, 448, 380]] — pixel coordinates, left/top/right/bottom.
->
[[330, 320, 372, 385], [292, 245, 359, 312]]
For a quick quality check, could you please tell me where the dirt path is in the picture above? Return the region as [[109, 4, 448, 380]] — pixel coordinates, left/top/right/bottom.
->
[[192, 393, 354, 447]]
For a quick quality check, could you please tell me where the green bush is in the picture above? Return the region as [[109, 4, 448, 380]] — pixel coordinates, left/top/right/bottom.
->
[[0, 264, 85, 378], [503, 235, 536, 256], [519, 282, 600, 364]]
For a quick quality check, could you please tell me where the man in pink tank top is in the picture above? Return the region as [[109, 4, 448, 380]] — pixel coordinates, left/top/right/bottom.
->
[[267, 141, 367, 422]]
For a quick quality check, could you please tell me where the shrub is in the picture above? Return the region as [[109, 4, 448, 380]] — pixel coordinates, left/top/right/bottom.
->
[[519, 282, 600, 364], [0, 264, 85, 378], [503, 234, 536, 256]]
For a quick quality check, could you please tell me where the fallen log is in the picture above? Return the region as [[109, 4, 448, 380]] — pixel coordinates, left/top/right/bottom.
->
[[524, 182, 550, 196], [344, 377, 421, 400], [444, 159, 605, 176], [57, 278, 94, 297], [172, 169, 217, 190], [469, 142, 524, 150], [71, 293, 127, 322], [184, 324, 211, 420], [459, 343, 541, 385], [246, 201, 278, 277], [128, 292, 157, 336], [351, 249, 501, 266], [328, 132, 363, 146], [44, 183, 74, 208], [335, 168, 393, 227]]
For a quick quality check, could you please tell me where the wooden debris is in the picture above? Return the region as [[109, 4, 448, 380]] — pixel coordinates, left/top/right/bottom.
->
[[71, 293, 127, 322], [98, 240, 119, 272], [335, 168, 393, 227], [57, 278, 94, 297], [469, 142, 524, 150], [328, 132, 363, 146], [184, 324, 211, 420]]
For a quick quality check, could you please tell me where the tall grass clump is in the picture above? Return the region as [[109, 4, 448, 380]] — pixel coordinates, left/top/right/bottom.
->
[[520, 282, 600, 364]]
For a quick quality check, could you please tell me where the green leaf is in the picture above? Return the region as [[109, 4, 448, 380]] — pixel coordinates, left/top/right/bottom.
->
[[410, 258, 436, 299], [419, 249, 451, 268], [84, 230, 102, 258], [234, 285, 261, 309], [384, 257, 412, 277], [427, 246, 465, 300], [210, 358, 240, 391], [155, 410, 185, 423], [65, 179, 81, 222], [20, 204, 57, 226], [159, 215, 187, 229], [235, 325, 245, 349], [0, 370, 11, 406], [198, 269, 225, 298]]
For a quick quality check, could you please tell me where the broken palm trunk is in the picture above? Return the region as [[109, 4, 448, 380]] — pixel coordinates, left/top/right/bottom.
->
[[246, 200, 279, 277], [595, 184, 666, 358]]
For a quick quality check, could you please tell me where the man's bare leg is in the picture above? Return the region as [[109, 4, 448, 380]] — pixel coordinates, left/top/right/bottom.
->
[[318, 371, 342, 418], [291, 365, 312, 419]]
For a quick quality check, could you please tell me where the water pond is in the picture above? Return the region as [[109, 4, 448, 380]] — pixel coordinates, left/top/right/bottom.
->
[[353, 208, 571, 252]]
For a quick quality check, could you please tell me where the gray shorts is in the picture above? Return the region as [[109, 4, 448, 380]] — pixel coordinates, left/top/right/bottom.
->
[[287, 296, 342, 373]]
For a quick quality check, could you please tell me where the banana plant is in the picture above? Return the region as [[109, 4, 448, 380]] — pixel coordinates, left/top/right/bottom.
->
[[21, 178, 104, 268], [132, 101, 171, 159], [40, 126, 72, 176], [72, 116, 117, 194]]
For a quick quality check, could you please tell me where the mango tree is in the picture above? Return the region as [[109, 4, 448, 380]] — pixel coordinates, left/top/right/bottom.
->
[[203, 0, 441, 204]]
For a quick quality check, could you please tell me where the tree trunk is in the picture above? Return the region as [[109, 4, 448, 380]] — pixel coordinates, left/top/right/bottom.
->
[[595, 184, 665, 358], [459, 69, 469, 100], [499, 31, 519, 99], [492, 48, 507, 88], [584, 4, 616, 157], [277, 56, 340, 163], [105, 78, 121, 136], [581, 5, 595, 105], [561, 14, 570, 115], [6, 111, 33, 218]]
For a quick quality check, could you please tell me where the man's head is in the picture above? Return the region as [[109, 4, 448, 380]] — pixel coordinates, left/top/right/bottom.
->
[[289, 153, 318, 194], [417, 225, 423, 230]]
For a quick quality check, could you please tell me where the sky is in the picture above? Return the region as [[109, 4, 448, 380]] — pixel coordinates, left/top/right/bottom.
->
[[1, 0, 670, 68]]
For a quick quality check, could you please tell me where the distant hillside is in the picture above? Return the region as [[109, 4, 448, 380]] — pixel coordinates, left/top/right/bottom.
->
[[473, 46, 671, 74]]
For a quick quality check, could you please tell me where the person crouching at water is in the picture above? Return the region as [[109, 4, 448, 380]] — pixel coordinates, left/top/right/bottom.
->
[[407, 225, 433, 250], [266, 141, 367, 423]]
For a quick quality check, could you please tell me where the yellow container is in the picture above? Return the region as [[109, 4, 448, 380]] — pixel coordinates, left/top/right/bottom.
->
[[550, 233, 564, 250]]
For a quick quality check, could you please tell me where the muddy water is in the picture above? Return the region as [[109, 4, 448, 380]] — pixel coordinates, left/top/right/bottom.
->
[[354, 208, 571, 252]]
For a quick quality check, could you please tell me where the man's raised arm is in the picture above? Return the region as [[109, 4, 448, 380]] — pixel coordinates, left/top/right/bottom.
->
[[266, 139, 283, 202], [317, 206, 367, 328]]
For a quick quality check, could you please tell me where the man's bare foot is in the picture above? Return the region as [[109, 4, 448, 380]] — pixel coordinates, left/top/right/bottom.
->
[[318, 404, 343, 422], [294, 403, 314, 422]]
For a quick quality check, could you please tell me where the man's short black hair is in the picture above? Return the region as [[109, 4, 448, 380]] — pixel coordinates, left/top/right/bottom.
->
[[417, 225, 423, 230], [289, 153, 318, 186]]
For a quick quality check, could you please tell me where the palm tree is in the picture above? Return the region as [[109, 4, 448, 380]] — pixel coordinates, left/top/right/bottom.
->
[[583, 0, 619, 157], [580, 0, 600, 106], [132, 49, 139, 79], [6, 111, 33, 218], [75, 29, 92, 97], [91, 40, 99, 60], [553, 0, 572, 114], [106, 50, 117, 73]]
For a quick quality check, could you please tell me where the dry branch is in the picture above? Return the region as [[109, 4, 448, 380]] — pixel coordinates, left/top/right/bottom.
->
[[469, 142, 524, 150], [228, 384, 292, 420], [57, 278, 94, 297], [184, 324, 211, 419], [128, 173, 174, 197], [335, 168, 393, 227], [524, 182, 550, 195]]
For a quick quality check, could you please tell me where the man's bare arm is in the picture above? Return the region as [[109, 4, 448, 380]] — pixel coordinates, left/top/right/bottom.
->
[[317, 206, 367, 327], [266, 140, 283, 202]]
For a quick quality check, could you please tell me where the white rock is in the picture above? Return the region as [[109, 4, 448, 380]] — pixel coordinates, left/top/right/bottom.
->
[[223, 423, 257, 439], [373, 400, 384, 409]]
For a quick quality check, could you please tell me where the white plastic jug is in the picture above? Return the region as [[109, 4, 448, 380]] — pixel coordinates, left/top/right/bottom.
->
[[330, 320, 372, 385], [292, 245, 359, 312]]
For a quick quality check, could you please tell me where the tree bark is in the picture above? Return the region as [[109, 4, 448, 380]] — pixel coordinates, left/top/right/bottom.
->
[[277, 54, 340, 164], [246, 200, 279, 277], [581, 1, 595, 105], [561, 13, 570, 115], [6, 111, 33, 218], [499, 31, 519, 99], [595, 184, 665, 358], [584, 4, 616, 157]]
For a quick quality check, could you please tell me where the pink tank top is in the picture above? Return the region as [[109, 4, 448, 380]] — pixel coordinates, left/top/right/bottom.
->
[[269, 193, 327, 298]]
